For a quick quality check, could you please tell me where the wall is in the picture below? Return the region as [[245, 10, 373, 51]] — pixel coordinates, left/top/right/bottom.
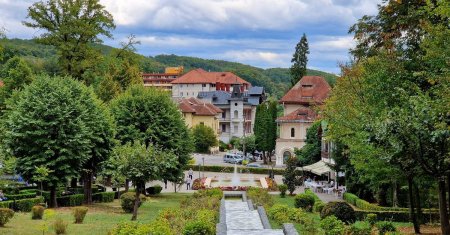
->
[[283, 104, 306, 116], [279, 122, 311, 140], [172, 84, 215, 98]]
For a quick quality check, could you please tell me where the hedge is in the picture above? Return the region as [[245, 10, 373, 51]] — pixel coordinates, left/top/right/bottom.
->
[[5, 192, 37, 200], [354, 210, 440, 223], [0, 201, 12, 209], [93, 192, 115, 203], [57, 194, 84, 207], [184, 165, 285, 175], [0, 197, 44, 212]]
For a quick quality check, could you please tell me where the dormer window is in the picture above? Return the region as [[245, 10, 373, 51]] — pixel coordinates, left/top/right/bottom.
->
[[302, 84, 313, 88], [298, 112, 307, 116], [303, 96, 313, 99]]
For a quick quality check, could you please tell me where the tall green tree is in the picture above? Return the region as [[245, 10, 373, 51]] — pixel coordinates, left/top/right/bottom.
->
[[2, 75, 111, 207], [283, 156, 298, 195], [192, 124, 218, 153], [295, 121, 321, 166], [23, 0, 115, 79], [253, 100, 277, 164], [109, 141, 177, 220], [0, 56, 34, 111], [110, 85, 193, 187], [290, 33, 309, 86]]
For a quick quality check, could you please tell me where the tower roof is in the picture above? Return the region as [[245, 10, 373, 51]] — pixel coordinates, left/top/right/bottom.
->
[[279, 76, 331, 105]]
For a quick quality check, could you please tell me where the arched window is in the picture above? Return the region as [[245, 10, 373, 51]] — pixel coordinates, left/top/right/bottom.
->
[[283, 151, 292, 162], [290, 128, 295, 138], [234, 110, 238, 119]]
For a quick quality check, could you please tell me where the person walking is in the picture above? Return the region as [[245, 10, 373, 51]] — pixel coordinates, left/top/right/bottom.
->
[[186, 177, 192, 190], [188, 168, 193, 180]]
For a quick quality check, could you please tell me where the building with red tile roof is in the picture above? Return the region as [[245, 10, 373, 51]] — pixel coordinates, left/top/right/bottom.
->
[[275, 76, 331, 166]]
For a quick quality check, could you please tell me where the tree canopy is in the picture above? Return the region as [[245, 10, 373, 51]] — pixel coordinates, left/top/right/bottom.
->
[[290, 33, 309, 86], [192, 124, 218, 153]]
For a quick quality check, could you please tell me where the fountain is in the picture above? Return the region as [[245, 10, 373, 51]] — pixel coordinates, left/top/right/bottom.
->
[[231, 164, 240, 187], [204, 163, 269, 190]]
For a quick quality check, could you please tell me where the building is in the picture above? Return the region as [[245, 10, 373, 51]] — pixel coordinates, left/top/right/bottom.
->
[[198, 84, 265, 143], [142, 66, 183, 90], [275, 76, 331, 166], [171, 68, 250, 98], [178, 97, 223, 153]]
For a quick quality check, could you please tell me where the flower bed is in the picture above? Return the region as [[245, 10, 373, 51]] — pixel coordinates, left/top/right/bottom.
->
[[192, 178, 206, 190]]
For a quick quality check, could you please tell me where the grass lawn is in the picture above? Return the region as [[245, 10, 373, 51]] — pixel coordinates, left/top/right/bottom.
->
[[0, 193, 189, 235]]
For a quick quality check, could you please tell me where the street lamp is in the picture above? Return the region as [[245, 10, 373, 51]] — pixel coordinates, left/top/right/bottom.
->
[[202, 157, 205, 178]]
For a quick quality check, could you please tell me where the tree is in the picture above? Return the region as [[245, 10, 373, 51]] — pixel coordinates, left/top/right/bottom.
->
[[32, 166, 53, 197], [290, 33, 309, 86], [110, 85, 193, 189], [253, 100, 277, 164], [0, 56, 33, 111], [192, 124, 218, 153], [283, 156, 298, 195], [2, 75, 112, 207], [23, 0, 115, 79], [110, 141, 177, 220], [295, 121, 321, 166]]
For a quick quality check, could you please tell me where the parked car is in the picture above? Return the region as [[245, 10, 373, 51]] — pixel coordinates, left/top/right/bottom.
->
[[223, 153, 243, 164], [246, 163, 262, 168]]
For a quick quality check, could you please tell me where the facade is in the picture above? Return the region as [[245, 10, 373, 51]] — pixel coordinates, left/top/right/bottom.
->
[[275, 76, 331, 166], [198, 85, 265, 143], [142, 67, 183, 90], [171, 68, 250, 99]]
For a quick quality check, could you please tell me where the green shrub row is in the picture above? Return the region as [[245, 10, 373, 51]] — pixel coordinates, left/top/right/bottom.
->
[[0, 197, 44, 212], [184, 164, 285, 175], [57, 194, 84, 207], [5, 192, 37, 200], [92, 192, 115, 203], [354, 210, 440, 223]]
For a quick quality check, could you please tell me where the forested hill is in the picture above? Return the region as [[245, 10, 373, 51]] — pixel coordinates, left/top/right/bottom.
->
[[0, 38, 338, 97]]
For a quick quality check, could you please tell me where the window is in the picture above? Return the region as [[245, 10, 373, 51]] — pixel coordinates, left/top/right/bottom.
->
[[180, 85, 183, 88], [233, 124, 238, 133], [283, 151, 292, 162], [234, 110, 238, 119], [212, 84, 216, 87], [291, 128, 295, 138], [202, 84, 206, 87], [234, 103, 238, 106], [180, 92, 183, 96], [222, 112, 226, 119], [302, 84, 313, 88], [200, 122, 204, 125], [222, 124, 226, 132]]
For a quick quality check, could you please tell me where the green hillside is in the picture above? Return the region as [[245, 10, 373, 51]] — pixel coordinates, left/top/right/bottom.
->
[[0, 38, 338, 97]]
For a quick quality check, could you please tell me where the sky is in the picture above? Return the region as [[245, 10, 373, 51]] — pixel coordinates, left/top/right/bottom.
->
[[0, 0, 380, 74]]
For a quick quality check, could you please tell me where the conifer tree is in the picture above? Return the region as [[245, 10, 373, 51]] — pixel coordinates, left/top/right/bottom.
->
[[290, 33, 309, 87]]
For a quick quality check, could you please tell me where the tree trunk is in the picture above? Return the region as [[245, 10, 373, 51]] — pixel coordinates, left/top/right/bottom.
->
[[263, 151, 267, 164], [414, 182, 423, 224], [393, 180, 398, 207], [83, 171, 93, 205], [407, 177, 420, 234], [49, 185, 57, 208], [125, 179, 130, 192], [70, 178, 77, 188], [447, 174, 450, 215], [438, 178, 450, 235], [378, 184, 389, 207], [174, 182, 177, 193], [131, 184, 141, 221], [268, 151, 272, 162]]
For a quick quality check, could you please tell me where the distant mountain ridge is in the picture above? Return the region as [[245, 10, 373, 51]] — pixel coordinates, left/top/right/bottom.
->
[[0, 38, 338, 97]]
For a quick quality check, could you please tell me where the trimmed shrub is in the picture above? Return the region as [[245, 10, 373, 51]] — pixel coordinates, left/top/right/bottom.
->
[[0, 208, 14, 227], [0, 201, 12, 209], [145, 185, 163, 195], [313, 201, 326, 213], [278, 184, 288, 198], [268, 204, 305, 225], [376, 221, 396, 235], [294, 193, 315, 212], [319, 215, 345, 235], [15, 197, 45, 212], [193, 188, 223, 200], [57, 194, 83, 207], [183, 219, 215, 235], [72, 206, 88, 224], [5, 192, 37, 200], [53, 218, 68, 234], [321, 201, 355, 224], [366, 213, 377, 227], [247, 188, 273, 208], [347, 221, 372, 235], [32, 205, 45, 219], [92, 192, 115, 203], [120, 192, 146, 213], [343, 192, 359, 206], [354, 210, 440, 223]]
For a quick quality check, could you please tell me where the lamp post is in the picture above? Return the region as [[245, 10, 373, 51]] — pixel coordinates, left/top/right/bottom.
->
[[202, 157, 205, 178]]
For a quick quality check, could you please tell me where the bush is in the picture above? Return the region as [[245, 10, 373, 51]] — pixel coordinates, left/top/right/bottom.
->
[[73, 206, 88, 224], [53, 218, 68, 234], [0, 208, 14, 226], [376, 221, 396, 235], [92, 192, 115, 203], [268, 204, 305, 225], [366, 213, 377, 227], [183, 220, 215, 235], [4, 192, 37, 200], [321, 202, 355, 224], [247, 188, 273, 208], [57, 194, 83, 207], [319, 215, 345, 235], [120, 192, 146, 213], [347, 221, 372, 235], [145, 185, 163, 195], [32, 205, 45, 219], [354, 210, 440, 223], [0, 201, 12, 209], [294, 193, 315, 212], [343, 192, 359, 206], [193, 188, 223, 200], [313, 201, 325, 213], [15, 197, 45, 212], [278, 184, 288, 198]]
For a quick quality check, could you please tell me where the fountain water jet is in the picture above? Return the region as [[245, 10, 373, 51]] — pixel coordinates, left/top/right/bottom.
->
[[231, 164, 240, 187]]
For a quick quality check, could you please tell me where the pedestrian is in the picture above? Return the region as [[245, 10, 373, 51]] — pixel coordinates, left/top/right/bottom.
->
[[164, 179, 168, 189], [186, 177, 192, 190], [188, 168, 193, 180]]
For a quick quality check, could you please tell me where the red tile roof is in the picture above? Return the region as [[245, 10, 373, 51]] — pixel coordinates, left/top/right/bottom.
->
[[171, 68, 250, 85], [276, 107, 317, 122], [279, 76, 331, 105], [178, 97, 223, 116]]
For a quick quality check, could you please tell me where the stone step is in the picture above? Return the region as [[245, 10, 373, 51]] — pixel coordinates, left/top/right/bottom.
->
[[226, 210, 263, 230], [227, 229, 285, 235], [224, 201, 249, 211]]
